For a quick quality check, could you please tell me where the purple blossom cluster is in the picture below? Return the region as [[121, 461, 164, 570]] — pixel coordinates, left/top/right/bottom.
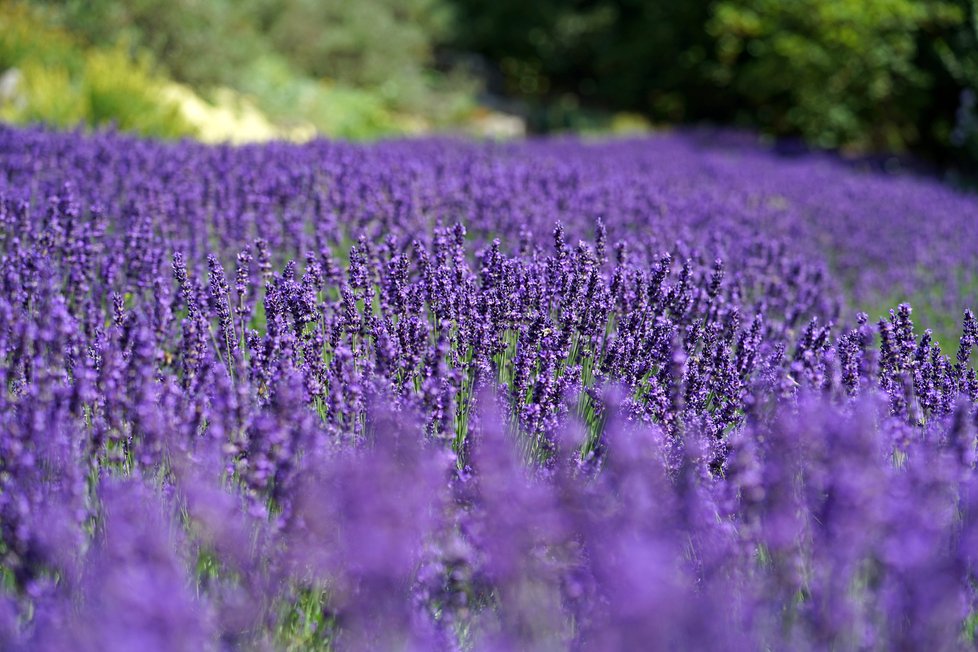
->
[[1, 124, 978, 650]]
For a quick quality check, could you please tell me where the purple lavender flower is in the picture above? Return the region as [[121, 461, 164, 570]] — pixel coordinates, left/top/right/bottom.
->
[[1, 123, 978, 649]]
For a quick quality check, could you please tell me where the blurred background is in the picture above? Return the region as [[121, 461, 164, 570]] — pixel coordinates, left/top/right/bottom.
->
[[1, 0, 976, 180]]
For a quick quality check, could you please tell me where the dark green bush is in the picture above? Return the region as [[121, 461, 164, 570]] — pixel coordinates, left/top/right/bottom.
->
[[925, 0, 978, 171], [448, 0, 724, 123], [709, 0, 961, 150], [449, 0, 978, 173]]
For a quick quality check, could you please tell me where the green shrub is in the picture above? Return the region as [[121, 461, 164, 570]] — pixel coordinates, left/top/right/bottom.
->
[[234, 54, 403, 139], [708, 0, 959, 150], [30, 0, 460, 114], [447, 0, 978, 171], [0, 4, 194, 139], [928, 0, 978, 171], [259, 0, 454, 112], [0, 5, 84, 82], [448, 1, 722, 123], [24, 0, 472, 135], [1, 62, 84, 128], [27, 0, 264, 88], [83, 47, 193, 139]]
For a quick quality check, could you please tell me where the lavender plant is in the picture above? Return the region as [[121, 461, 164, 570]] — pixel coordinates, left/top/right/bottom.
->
[[1, 124, 978, 650]]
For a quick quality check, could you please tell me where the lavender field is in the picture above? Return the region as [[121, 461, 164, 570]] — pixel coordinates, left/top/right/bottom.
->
[[2, 124, 978, 650]]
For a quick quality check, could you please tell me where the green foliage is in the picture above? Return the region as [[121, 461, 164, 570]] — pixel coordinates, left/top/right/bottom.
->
[[0, 5, 194, 138], [449, 1, 723, 124], [448, 0, 978, 171], [262, 0, 452, 110], [276, 584, 336, 650], [0, 4, 80, 74], [27, 0, 265, 88], [4, 63, 81, 128], [23, 0, 475, 138], [709, 0, 958, 150], [931, 1, 978, 91], [234, 54, 402, 140], [30, 0, 462, 109], [930, 0, 978, 168], [12, 0, 978, 165], [83, 47, 193, 138], [860, 267, 978, 356]]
